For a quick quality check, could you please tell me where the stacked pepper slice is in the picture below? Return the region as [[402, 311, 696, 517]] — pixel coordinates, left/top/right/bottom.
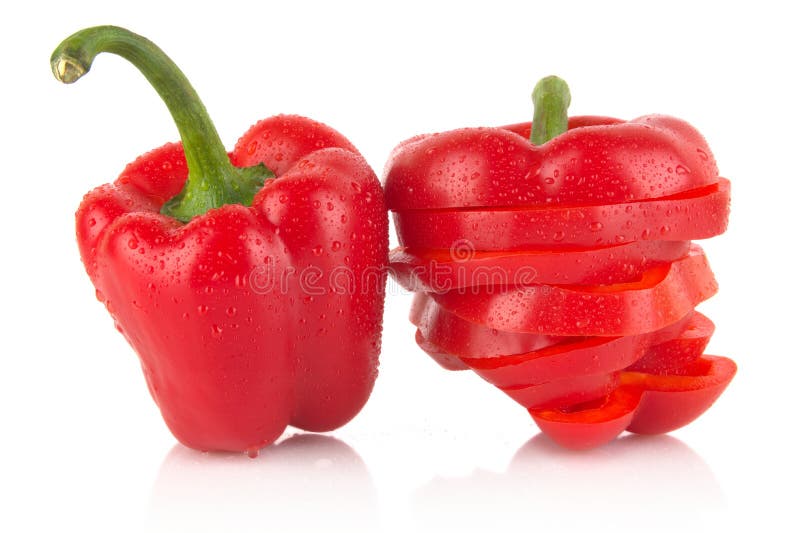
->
[[386, 76, 736, 449]]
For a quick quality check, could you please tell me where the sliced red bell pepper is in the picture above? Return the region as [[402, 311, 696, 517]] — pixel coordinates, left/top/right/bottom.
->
[[384, 114, 720, 210], [392, 179, 730, 250], [430, 244, 716, 336], [530, 355, 736, 449], [390, 240, 691, 291], [56, 27, 388, 454]]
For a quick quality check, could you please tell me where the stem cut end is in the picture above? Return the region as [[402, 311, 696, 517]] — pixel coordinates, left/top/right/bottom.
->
[[52, 56, 87, 84]]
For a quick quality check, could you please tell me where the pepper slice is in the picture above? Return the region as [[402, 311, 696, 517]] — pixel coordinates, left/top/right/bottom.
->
[[390, 240, 691, 291], [384, 115, 719, 210], [414, 330, 471, 371], [503, 371, 621, 411], [411, 292, 563, 357], [623, 355, 736, 434], [393, 179, 730, 250], [431, 244, 716, 336], [626, 312, 714, 375], [529, 355, 736, 449], [459, 312, 694, 388]]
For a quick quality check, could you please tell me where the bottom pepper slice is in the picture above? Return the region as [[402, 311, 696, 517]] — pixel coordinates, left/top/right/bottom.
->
[[529, 387, 641, 450], [529, 355, 736, 449], [623, 355, 736, 434]]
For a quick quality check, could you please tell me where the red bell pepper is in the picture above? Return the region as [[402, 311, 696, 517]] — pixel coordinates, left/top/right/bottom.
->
[[54, 26, 388, 454], [430, 244, 717, 337], [391, 240, 691, 291]]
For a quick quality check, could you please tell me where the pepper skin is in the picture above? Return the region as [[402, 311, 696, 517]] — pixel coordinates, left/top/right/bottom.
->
[[55, 27, 387, 454]]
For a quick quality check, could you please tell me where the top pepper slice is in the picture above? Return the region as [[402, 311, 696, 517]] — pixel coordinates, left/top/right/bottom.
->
[[384, 111, 719, 211]]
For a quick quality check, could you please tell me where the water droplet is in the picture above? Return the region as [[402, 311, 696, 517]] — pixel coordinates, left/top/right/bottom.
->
[[331, 241, 342, 251], [162, 161, 172, 171], [128, 238, 139, 249], [544, 177, 555, 185], [197, 305, 209, 315], [278, 195, 288, 204], [697, 148, 709, 161], [675, 165, 689, 175], [211, 324, 223, 337], [312, 245, 323, 256], [589, 222, 604, 232], [247, 140, 258, 155], [88, 218, 96, 227], [226, 306, 237, 317], [553, 231, 565, 242]]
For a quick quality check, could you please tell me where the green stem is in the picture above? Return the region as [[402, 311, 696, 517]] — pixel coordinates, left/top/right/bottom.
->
[[529, 75, 572, 145], [51, 26, 272, 222]]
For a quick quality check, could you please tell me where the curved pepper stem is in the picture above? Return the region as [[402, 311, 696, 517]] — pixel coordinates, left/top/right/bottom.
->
[[529, 75, 572, 145], [51, 26, 272, 222]]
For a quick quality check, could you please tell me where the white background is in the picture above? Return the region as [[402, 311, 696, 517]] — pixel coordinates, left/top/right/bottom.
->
[[2, 1, 797, 531]]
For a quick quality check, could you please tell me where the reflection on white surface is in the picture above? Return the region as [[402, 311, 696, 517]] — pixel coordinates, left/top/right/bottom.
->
[[148, 434, 378, 533], [412, 434, 723, 530]]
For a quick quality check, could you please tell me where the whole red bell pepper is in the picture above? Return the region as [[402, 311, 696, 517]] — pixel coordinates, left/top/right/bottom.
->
[[53, 26, 388, 455]]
